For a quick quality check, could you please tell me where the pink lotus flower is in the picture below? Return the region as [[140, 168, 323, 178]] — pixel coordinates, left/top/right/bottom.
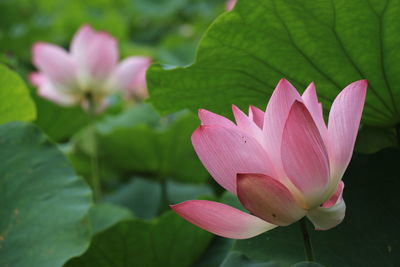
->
[[226, 0, 237, 11], [172, 79, 367, 239], [30, 24, 151, 109]]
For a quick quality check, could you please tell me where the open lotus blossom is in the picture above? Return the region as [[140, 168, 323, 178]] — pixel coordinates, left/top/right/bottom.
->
[[226, 0, 237, 11], [171, 79, 367, 239], [30, 24, 151, 110]]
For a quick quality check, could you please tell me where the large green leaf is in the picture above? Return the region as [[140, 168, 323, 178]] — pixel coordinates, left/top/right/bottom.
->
[[148, 0, 400, 126], [0, 122, 92, 267], [233, 148, 400, 266], [66, 211, 213, 267], [355, 125, 398, 154], [0, 64, 36, 124], [34, 95, 90, 142], [88, 203, 133, 235]]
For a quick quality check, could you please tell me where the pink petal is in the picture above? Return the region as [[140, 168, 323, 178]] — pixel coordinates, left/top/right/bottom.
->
[[232, 105, 263, 143], [71, 25, 118, 84], [263, 79, 302, 176], [35, 75, 79, 106], [282, 101, 330, 208], [321, 181, 344, 208], [112, 56, 151, 97], [226, 0, 237, 11], [171, 200, 276, 239], [307, 186, 346, 230], [32, 43, 76, 86], [248, 105, 264, 129], [191, 125, 274, 194], [29, 72, 45, 87], [237, 173, 306, 226], [302, 82, 328, 143], [327, 80, 367, 179], [70, 25, 96, 55], [198, 109, 236, 128]]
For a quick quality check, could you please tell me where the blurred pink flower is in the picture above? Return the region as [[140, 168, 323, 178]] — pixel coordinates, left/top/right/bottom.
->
[[172, 79, 367, 239], [30, 24, 151, 109], [226, 0, 237, 11]]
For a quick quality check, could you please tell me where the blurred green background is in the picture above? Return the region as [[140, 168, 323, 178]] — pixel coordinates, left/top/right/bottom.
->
[[1, 0, 226, 68]]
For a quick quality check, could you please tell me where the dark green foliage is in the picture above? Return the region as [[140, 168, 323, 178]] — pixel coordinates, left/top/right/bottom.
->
[[66, 211, 213, 267], [0, 122, 92, 267]]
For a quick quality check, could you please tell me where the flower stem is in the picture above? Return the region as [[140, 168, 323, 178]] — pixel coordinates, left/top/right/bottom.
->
[[87, 95, 102, 202], [158, 178, 169, 214], [300, 217, 315, 261]]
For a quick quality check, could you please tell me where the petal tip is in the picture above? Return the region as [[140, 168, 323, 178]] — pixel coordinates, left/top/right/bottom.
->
[[279, 78, 289, 83], [170, 202, 187, 215], [169, 201, 189, 211], [169, 203, 179, 210], [275, 78, 298, 94], [277, 78, 295, 88], [307, 82, 316, 90], [97, 30, 117, 43], [351, 79, 368, 90], [231, 104, 241, 114], [198, 109, 211, 119], [32, 42, 46, 54], [78, 24, 93, 32], [29, 72, 41, 86]]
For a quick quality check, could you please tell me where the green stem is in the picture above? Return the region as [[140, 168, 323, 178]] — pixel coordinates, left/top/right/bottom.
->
[[88, 95, 102, 202], [158, 178, 169, 214], [300, 217, 315, 262]]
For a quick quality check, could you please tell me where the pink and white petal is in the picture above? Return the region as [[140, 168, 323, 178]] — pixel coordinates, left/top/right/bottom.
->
[[322, 181, 344, 208], [282, 101, 330, 208], [70, 24, 96, 56], [111, 56, 151, 96], [71, 26, 118, 83], [248, 105, 264, 129], [171, 200, 276, 239], [37, 79, 79, 106], [307, 198, 346, 230], [237, 173, 306, 226], [302, 82, 328, 142], [263, 79, 302, 173], [192, 125, 274, 194], [328, 80, 367, 181], [232, 105, 263, 143], [32, 43, 76, 86], [29, 72, 45, 87], [198, 109, 236, 128]]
